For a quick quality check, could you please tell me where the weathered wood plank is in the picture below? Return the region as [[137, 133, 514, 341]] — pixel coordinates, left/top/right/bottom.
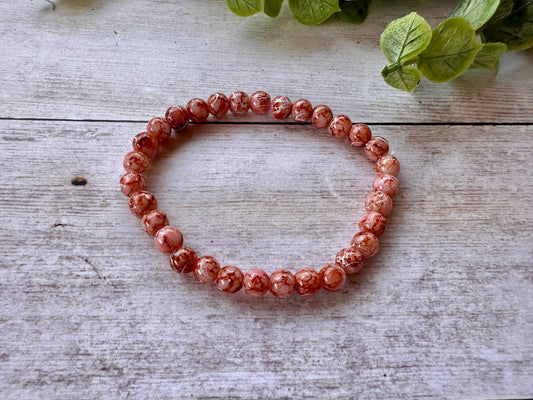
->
[[0, 120, 531, 399], [0, 0, 531, 122]]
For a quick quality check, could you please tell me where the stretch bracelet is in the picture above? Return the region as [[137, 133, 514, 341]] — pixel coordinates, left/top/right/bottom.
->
[[120, 91, 400, 298]]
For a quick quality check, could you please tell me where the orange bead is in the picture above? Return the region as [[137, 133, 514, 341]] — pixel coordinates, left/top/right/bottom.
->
[[243, 269, 270, 297], [216, 266, 244, 293], [294, 268, 321, 297], [335, 248, 363, 275], [250, 91, 271, 115], [359, 211, 386, 236], [270, 270, 296, 298], [329, 115, 351, 138], [207, 93, 230, 118], [193, 256, 221, 283], [320, 264, 346, 292], [128, 190, 157, 218]]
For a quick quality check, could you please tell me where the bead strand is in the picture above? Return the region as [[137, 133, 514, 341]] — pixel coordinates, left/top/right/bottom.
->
[[120, 91, 400, 299]]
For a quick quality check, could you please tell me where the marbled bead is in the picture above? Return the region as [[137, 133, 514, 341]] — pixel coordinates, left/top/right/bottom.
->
[[329, 115, 352, 138], [364, 136, 389, 161], [335, 247, 364, 275], [375, 154, 400, 176], [133, 132, 159, 158], [216, 266, 244, 294], [359, 211, 387, 236], [365, 191, 393, 216], [243, 268, 270, 297], [123, 150, 149, 174], [207, 93, 230, 118], [186, 98, 210, 122], [294, 268, 321, 297], [146, 117, 172, 142], [193, 256, 221, 283], [291, 99, 313, 123], [351, 231, 380, 258], [141, 209, 169, 235], [120, 172, 146, 197], [311, 105, 333, 128], [165, 105, 189, 130], [169, 246, 197, 274], [271, 95, 292, 120], [373, 173, 400, 198], [128, 190, 157, 218], [229, 91, 250, 115], [349, 124, 372, 147], [250, 91, 271, 115], [320, 264, 346, 292], [154, 226, 183, 254], [270, 269, 296, 298]]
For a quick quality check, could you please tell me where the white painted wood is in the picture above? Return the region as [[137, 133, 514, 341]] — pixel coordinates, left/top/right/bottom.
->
[[1, 0, 532, 398], [0, 0, 531, 122], [0, 120, 532, 399]]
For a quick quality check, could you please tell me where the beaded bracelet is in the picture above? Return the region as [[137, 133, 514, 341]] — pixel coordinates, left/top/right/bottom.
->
[[120, 91, 400, 298]]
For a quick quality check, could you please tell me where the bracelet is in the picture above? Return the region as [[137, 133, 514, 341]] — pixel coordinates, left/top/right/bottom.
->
[[120, 91, 400, 298]]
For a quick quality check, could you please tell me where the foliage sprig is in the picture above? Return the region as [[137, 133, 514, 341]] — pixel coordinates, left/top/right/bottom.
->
[[380, 0, 532, 91]]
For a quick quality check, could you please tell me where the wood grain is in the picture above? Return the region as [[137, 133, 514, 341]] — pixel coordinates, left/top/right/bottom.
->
[[0, 0, 532, 122], [1, 0, 532, 398], [1, 120, 532, 399]]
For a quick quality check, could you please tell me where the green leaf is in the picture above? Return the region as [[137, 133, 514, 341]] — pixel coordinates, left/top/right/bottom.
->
[[470, 42, 507, 68], [481, 0, 533, 50], [264, 0, 284, 17], [225, 0, 264, 16], [289, 0, 341, 25], [487, 0, 515, 22], [380, 12, 432, 64], [418, 17, 482, 83], [381, 65, 422, 92], [339, 0, 372, 24], [449, 0, 501, 30]]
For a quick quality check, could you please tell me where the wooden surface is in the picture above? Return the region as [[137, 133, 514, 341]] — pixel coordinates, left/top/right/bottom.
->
[[1, 1, 532, 399]]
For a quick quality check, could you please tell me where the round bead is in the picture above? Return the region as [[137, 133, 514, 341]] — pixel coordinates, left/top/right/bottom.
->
[[193, 256, 221, 283], [271, 95, 292, 120], [207, 93, 230, 118], [365, 191, 393, 216], [376, 154, 400, 176], [349, 124, 372, 147], [154, 226, 183, 253], [335, 247, 363, 275], [359, 211, 387, 236], [128, 190, 157, 218], [270, 269, 296, 298], [141, 209, 169, 235], [364, 136, 389, 161], [147, 117, 172, 142], [133, 132, 159, 158], [320, 264, 346, 292], [165, 105, 189, 130], [229, 91, 250, 115], [311, 105, 333, 128], [216, 266, 244, 293], [294, 268, 321, 297], [169, 246, 197, 274], [329, 115, 352, 138], [123, 150, 149, 174], [243, 269, 270, 297], [373, 174, 400, 198], [291, 99, 313, 123], [250, 91, 271, 115], [186, 98, 210, 122], [120, 173, 146, 197], [351, 231, 380, 258]]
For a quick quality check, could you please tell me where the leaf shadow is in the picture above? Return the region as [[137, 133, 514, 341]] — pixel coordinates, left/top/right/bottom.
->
[[41, 0, 105, 13]]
